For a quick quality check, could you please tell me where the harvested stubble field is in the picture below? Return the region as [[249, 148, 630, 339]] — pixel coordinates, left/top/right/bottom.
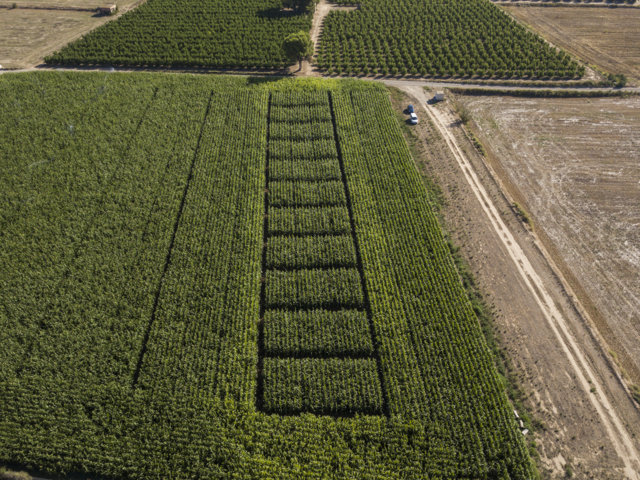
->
[[504, 6, 640, 85], [0, 0, 142, 70], [0, 8, 104, 69], [0, 72, 534, 479], [458, 94, 640, 388]]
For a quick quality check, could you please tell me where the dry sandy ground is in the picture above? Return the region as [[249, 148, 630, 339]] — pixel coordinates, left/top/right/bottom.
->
[[0, 0, 141, 69], [460, 95, 640, 390], [388, 85, 640, 479], [504, 6, 640, 85], [0, 9, 104, 69]]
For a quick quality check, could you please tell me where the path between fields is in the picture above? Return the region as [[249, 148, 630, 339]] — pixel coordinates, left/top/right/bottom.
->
[[4, 66, 640, 96], [294, 0, 357, 77], [392, 82, 640, 479]]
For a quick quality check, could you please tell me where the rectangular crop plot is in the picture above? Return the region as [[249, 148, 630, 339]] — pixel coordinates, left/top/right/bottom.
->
[[269, 138, 338, 161], [269, 121, 334, 141], [292, 138, 337, 160], [265, 268, 363, 309], [262, 358, 383, 415], [264, 309, 373, 357], [269, 180, 346, 207], [265, 235, 356, 269], [268, 206, 351, 236], [268, 159, 341, 182], [269, 104, 332, 124]]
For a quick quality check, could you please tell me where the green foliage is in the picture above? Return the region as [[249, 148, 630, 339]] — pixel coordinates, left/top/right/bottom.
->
[[283, 30, 314, 69], [264, 309, 372, 356], [269, 180, 346, 207], [265, 268, 364, 309], [268, 205, 351, 234], [263, 358, 383, 414], [0, 71, 535, 479], [317, 0, 584, 79], [333, 88, 537, 477], [270, 120, 334, 140], [45, 0, 312, 69], [266, 235, 356, 268], [269, 158, 342, 181], [270, 137, 338, 159], [607, 72, 628, 88], [259, 90, 380, 418]]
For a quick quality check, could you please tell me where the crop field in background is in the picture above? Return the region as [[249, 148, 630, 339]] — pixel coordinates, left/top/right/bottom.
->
[[0, 72, 533, 479], [317, 0, 583, 79], [44, 0, 312, 69], [42, 0, 585, 81], [504, 6, 640, 85]]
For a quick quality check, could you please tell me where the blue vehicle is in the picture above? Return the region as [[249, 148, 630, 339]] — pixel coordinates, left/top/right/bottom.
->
[[407, 104, 414, 113]]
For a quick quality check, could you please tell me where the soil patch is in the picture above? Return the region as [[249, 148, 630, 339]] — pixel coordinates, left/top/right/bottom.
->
[[504, 6, 640, 85], [0, 0, 142, 69]]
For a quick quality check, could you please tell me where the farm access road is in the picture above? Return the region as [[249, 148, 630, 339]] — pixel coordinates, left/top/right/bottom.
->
[[389, 82, 640, 479], [4, 65, 640, 96]]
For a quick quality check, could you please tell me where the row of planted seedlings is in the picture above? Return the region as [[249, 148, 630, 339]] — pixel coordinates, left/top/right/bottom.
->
[[260, 91, 384, 416]]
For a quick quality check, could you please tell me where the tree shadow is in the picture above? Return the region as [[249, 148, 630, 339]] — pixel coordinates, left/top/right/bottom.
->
[[257, 7, 300, 18]]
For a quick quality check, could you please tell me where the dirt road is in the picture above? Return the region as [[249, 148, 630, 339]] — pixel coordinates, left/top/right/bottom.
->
[[294, 0, 357, 77], [390, 82, 640, 479]]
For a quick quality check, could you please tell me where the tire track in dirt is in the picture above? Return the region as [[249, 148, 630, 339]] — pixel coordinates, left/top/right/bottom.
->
[[394, 83, 640, 480]]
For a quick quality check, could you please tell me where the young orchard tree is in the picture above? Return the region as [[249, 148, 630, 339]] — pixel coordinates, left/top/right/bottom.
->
[[283, 31, 314, 71]]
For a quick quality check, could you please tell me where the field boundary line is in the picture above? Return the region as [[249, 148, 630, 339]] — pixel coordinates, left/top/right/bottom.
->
[[131, 90, 214, 388], [414, 88, 640, 479], [255, 92, 271, 411]]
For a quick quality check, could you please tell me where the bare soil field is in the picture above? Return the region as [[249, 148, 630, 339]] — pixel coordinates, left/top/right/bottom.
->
[[505, 6, 640, 85], [388, 84, 640, 479], [459, 94, 640, 390], [0, 0, 140, 69]]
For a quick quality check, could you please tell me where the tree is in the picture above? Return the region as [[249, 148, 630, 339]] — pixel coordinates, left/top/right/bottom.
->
[[283, 31, 314, 71], [283, 0, 317, 13]]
